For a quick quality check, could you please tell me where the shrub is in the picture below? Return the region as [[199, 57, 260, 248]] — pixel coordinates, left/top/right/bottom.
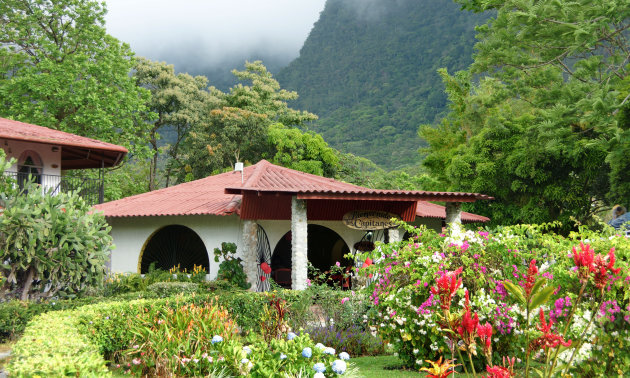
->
[[0, 151, 112, 300], [146, 281, 199, 297], [0, 292, 158, 342], [214, 242, 250, 290], [8, 294, 359, 377], [123, 300, 239, 376], [358, 222, 630, 375], [305, 325, 384, 356], [7, 310, 110, 376]]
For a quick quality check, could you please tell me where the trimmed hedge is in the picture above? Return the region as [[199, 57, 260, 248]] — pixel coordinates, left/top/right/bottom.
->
[[0, 292, 158, 342], [8, 310, 110, 377]]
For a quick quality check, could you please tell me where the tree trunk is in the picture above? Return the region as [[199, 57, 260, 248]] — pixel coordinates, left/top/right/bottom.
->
[[20, 267, 36, 301]]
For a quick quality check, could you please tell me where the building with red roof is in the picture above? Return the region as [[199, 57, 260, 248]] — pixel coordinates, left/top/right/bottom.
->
[[95, 160, 491, 291], [0, 117, 127, 205]]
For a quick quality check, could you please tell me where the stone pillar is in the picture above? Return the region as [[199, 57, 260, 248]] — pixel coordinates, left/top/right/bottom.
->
[[445, 202, 463, 234], [241, 220, 259, 291], [387, 228, 401, 243], [291, 196, 308, 290]]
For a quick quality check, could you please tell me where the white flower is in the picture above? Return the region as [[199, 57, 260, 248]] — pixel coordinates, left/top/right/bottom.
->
[[331, 360, 347, 374], [413, 349, 419, 354]]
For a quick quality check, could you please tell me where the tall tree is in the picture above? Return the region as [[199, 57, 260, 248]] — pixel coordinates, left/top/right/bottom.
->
[[421, 0, 630, 226], [0, 0, 152, 157], [133, 58, 215, 189], [179, 61, 317, 181]]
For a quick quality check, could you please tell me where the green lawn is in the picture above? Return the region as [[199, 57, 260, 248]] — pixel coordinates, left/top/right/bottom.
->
[[352, 355, 421, 377]]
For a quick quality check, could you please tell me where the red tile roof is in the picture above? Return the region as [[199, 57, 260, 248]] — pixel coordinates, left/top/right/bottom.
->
[[416, 201, 490, 223], [95, 160, 492, 223], [225, 160, 492, 202], [0, 117, 127, 168]]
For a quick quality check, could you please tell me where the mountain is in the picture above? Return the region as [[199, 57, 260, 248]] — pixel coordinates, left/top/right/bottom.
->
[[277, 0, 490, 169]]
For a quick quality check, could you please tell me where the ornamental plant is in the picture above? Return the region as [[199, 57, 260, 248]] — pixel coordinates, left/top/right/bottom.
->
[[357, 221, 629, 376], [214, 242, 251, 290], [0, 151, 112, 300]]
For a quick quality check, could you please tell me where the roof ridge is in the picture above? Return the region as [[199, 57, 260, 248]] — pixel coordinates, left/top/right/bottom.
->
[[241, 160, 270, 188], [256, 161, 368, 190]]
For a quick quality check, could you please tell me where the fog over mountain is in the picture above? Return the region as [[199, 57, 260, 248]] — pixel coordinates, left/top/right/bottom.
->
[[104, 0, 326, 89]]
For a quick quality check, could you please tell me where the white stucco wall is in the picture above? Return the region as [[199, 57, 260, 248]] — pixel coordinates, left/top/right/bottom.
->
[[410, 217, 443, 233], [105, 212, 446, 278], [107, 215, 242, 278], [1, 140, 61, 177]]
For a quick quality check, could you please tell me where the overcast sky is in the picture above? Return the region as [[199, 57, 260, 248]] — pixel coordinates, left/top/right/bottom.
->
[[104, 0, 327, 74]]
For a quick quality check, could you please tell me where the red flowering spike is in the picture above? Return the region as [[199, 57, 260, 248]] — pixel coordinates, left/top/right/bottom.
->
[[522, 259, 539, 299], [592, 247, 622, 290], [431, 267, 463, 310]]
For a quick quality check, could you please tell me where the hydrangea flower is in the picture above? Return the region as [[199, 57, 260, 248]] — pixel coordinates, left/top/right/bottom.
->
[[314, 373, 325, 378], [313, 362, 326, 373], [211, 335, 223, 344], [315, 343, 325, 350], [332, 359, 347, 374], [324, 347, 336, 355], [302, 347, 312, 358], [287, 332, 297, 340], [339, 352, 350, 360], [280, 353, 287, 360]]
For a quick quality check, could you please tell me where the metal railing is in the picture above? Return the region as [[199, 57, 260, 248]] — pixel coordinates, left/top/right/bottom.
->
[[3, 171, 104, 206]]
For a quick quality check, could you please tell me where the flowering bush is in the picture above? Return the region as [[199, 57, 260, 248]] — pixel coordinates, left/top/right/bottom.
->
[[357, 222, 629, 375]]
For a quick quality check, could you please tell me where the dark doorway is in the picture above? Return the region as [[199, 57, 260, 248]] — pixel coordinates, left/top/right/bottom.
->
[[140, 225, 209, 274], [271, 225, 351, 287]]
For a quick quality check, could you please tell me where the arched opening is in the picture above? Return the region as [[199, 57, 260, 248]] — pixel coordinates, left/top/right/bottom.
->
[[271, 225, 351, 288], [139, 225, 209, 274], [17, 150, 43, 188]]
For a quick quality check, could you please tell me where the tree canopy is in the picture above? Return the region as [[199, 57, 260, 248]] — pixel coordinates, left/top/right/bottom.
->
[[421, 0, 630, 226], [0, 0, 152, 157], [178, 61, 318, 182]]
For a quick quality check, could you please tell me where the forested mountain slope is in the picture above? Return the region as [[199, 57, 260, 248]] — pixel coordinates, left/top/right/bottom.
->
[[277, 0, 490, 168]]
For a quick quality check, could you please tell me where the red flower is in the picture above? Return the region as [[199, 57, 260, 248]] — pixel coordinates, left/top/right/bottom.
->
[[260, 276, 267, 282], [483, 365, 514, 378], [361, 258, 373, 269], [477, 322, 493, 351], [572, 242, 595, 282], [592, 248, 621, 290], [431, 267, 463, 311], [529, 308, 572, 351], [523, 259, 538, 299], [260, 262, 272, 275]]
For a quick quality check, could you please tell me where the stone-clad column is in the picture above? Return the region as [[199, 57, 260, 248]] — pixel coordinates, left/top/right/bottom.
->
[[241, 220, 259, 291], [445, 202, 463, 234], [291, 196, 308, 290]]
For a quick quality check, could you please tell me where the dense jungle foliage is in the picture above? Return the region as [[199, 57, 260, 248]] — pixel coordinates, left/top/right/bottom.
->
[[277, 0, 490, 168]]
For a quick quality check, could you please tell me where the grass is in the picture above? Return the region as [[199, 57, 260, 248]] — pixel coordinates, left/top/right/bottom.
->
[[352, 355, 421, 377]]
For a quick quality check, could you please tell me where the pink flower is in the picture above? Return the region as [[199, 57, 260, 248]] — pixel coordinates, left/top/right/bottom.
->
[[336, 261, 341, 267], [341, 297, 350, 304]]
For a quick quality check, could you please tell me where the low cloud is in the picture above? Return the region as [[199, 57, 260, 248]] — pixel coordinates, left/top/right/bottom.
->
[[104, 0, 326, 74]]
